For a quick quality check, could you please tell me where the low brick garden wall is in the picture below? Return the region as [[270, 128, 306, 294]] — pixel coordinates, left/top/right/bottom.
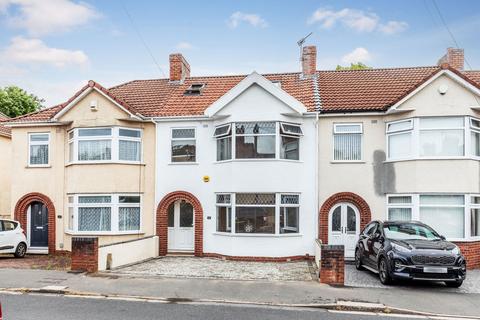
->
[[71, 237, 98, 273], [319, 244, 344, 286]]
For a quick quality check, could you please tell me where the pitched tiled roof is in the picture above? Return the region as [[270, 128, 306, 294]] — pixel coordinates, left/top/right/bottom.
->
[[0, 113, 11, 137], [6, 66, 480, 123], [109, 72, 316, 117]]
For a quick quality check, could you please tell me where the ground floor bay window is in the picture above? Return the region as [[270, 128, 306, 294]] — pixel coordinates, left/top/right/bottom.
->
[[215, 193, 300, 235], [67, 194, 141, 234], [387, 194, 480, 240]]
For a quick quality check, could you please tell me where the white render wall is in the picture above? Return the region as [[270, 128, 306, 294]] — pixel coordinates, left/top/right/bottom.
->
[[155, 84, 318, 257]]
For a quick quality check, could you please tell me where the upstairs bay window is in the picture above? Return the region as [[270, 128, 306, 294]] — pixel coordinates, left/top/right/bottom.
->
[[214, 122, 302, 161], [215, 192, 300, 235], [387, 117, 480, 160], [68, 127, 142, 163], [68, 194, 141, 234]]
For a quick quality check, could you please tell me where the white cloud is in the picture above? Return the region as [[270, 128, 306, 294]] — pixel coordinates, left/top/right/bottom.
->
[[228, 11, 268, 28], [308, 7, 407, 34], [175, 42, 194, 50], [378, 20, 409, 35], [341, 47, 372, 64], [0, 0, 100, 36], [2, 36, 89, 67]]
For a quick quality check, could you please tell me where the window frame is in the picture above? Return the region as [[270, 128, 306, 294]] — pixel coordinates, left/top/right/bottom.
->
[[68, 126, 142, 164], [214, 192, 301, 236], [332, 123, 363, 162], [28, 132, 50, 167], [67, 193, 142, 235], [170, 127, 197, 163], [385, 193, 480, 241], [386, 117, 480, 161], [213, 121, 303, 162]]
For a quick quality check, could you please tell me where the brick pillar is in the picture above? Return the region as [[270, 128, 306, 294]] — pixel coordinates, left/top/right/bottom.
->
[[437, 47, 464, 70], [319, 245, 344, 286], [301, 45, 317, 77], [71, 237, 98, 273]]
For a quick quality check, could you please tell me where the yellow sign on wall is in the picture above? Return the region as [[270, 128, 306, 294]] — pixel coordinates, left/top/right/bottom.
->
[[203, 176, 210, 183]]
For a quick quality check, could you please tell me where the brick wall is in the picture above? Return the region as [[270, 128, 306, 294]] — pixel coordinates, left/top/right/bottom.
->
[[302, 46, 317, 77], [71, 237, 98, 273], [169, 53, 190, 82], [437, 47, 464, 70], [454, 241, 480, 269], [319, 245, 345, 286]]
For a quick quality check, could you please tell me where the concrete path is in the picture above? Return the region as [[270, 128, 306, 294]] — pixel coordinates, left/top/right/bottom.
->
[[0, 268, 478, 317]]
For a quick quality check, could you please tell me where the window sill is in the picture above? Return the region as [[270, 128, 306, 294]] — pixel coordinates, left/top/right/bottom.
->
[[168, 162, 199, 165], [66, 161, 146, 167], [214, 159, 303, 164], [26, 165, 51, 168], [65, 230, 145, 236], [330, 160, 365, 164], [212, 232, 303, 238]]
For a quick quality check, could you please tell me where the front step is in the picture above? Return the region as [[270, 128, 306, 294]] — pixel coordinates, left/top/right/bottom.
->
[[166, 252, 194, 257]]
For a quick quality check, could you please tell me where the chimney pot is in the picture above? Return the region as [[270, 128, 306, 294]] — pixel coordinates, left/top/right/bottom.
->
[[169, 53, 191, 82], [301, 45, 317, 77], [437, 47, 464, 70]]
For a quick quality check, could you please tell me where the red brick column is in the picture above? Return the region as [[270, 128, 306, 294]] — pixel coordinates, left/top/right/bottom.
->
[[156, 191, 203, 256], [14, 192, 56, 254], [319, 192, 371, 244], [71, 237, 98, 273], [319, 245, 345, 286]]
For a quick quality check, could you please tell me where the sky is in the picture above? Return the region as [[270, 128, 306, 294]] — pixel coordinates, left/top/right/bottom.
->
[[0, 0, 479, 106]]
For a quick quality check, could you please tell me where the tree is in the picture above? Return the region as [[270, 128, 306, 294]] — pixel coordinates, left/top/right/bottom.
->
[[0, 86, 44, 118], [336, 62, 372, 71]]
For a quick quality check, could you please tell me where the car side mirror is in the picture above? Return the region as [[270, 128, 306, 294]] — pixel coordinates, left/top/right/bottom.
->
[[440, 235, 446, 240]]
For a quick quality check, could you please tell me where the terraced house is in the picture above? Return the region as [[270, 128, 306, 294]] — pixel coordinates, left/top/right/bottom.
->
[[4, 46, 480, 268]]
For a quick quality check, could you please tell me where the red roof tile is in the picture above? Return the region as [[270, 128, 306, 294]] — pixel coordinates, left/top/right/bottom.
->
[[0, 114, 11, 137]]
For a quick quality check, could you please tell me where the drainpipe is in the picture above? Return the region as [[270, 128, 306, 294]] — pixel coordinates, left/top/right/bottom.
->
[[315, 111, 319, 239]]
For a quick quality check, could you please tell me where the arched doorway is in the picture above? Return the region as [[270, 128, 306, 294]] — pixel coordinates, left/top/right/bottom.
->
[[319, 192, 372, 257], [156, 191, 203, 256], [328, 202, 360, 258], [14, 193, 56, 254]]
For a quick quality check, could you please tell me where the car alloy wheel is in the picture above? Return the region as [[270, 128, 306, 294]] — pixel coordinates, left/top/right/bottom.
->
[[14, 243, 26, 258], [379, 258, 392, 285], [355, 249, 363, 270]]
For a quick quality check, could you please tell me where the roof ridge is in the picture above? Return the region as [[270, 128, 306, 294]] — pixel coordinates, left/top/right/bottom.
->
[[317, 66, 440, 73]]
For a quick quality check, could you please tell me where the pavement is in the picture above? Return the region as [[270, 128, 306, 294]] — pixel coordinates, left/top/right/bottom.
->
[[0, 293, 427, 320], [0, 268, 479, 318]]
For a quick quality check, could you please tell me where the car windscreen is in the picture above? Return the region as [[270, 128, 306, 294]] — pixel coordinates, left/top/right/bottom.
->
[[383, 223, 441, 240]]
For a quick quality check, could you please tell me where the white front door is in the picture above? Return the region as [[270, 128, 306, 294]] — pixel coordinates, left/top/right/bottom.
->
[[328, 202, 360, 258], [167, 200, 194, 252]]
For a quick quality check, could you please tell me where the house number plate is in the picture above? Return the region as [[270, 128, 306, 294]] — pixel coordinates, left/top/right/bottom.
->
[[423, 267, 447, 273]]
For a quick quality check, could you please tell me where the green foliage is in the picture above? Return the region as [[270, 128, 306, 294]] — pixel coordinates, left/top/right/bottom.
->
[[0, 86, 44, 118], [336, 62, 372, 71]]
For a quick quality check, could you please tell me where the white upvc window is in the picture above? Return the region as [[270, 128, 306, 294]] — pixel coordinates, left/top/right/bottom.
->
[[213, 121, 303, 161], [215, 192, 300, 235], [67, 194, 141, 234], [28, 133, 50, 166], [333, 123, 363, 161], [386, 193, 480, 241], [386, 116, 480, 161], [171, 128, 196, 163], [68, 127, 142, 163]]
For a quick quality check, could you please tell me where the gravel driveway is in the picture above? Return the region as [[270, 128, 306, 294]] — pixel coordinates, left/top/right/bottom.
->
[[112, 256, 316, 281]]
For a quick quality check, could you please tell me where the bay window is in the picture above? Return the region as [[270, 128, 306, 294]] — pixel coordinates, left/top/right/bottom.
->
[[68, 127, 142, 163], [333, 123, 362, 161], [387, 194, 480, 240], [68, 194, 141, 233], [215, 193, 300, 235], [214, 121, 303, 161], [171, 128, 196, 162], [386, 117, 480, 160], [29, 133, 50, 166]]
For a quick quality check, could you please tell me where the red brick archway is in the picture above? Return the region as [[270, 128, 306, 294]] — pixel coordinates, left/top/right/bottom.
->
[[14, 192, 56, 254], [156, 191, 203, 256], [319, 192, 371, 244]]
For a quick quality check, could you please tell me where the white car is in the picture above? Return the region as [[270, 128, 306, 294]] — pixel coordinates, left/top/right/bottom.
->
[[0, 219, 27, 258]]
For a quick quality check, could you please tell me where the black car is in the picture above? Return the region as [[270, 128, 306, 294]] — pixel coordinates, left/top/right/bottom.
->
[[355, 220, 466, 287]]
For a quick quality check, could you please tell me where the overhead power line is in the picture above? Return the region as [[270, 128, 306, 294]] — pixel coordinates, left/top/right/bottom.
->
[[120, 1, 166, 78]]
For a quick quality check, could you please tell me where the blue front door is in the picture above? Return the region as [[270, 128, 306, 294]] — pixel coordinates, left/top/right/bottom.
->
[[30, 202, 48, 248]]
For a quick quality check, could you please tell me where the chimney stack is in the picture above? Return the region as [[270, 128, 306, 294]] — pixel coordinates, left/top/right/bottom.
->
[[437, 47, 464, 70], [301, 45, 317, 77], [169, 53, 190, 82]]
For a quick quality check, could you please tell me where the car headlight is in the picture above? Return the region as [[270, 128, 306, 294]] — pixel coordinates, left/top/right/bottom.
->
[[392, 243, 411, 253], [451, 246, 461, 255]]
